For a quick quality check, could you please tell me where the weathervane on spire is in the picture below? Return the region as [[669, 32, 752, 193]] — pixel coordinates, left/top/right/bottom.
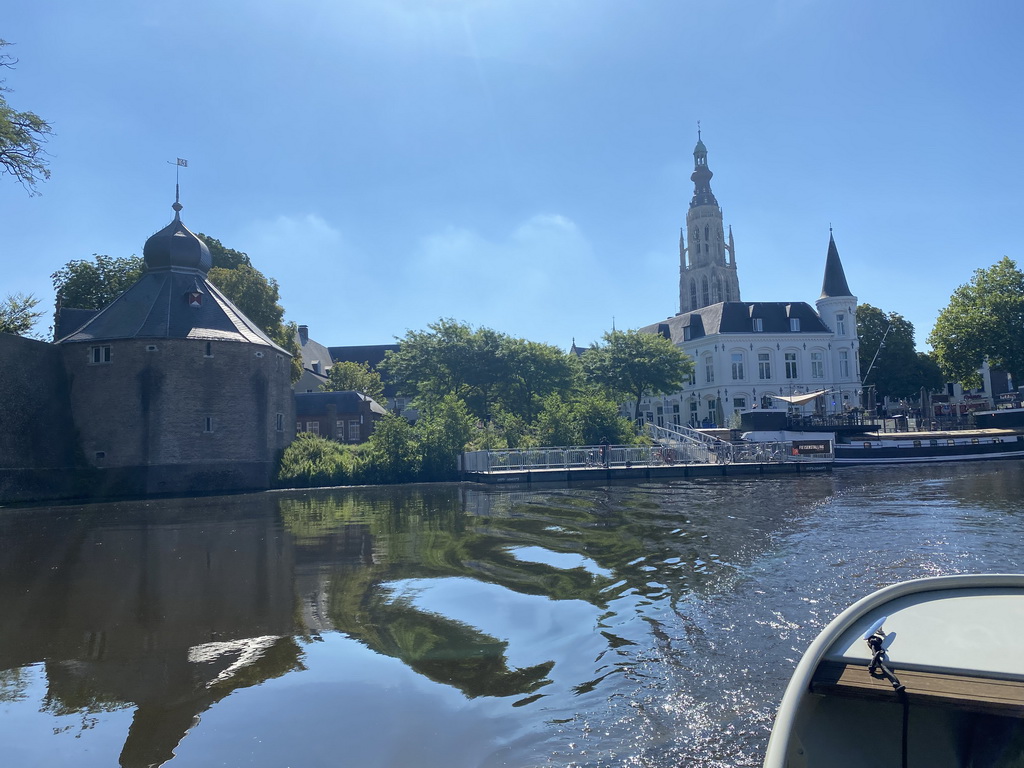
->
[[167, 157, 188, 213], [697, 120, 701, 141]]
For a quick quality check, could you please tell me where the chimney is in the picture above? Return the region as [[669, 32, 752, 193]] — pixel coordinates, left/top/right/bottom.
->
[[298, 325, 309, 345]]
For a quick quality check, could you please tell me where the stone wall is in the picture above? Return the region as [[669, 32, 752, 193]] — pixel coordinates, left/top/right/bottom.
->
[[0, 333, 87, 502], [61, 337, 295, 497]]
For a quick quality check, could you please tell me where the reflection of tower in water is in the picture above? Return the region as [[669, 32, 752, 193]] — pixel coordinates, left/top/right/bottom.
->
[[0, 498, 299, 767]]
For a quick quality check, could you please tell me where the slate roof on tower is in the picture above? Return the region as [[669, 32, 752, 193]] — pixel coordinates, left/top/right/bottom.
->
[[819, 232, 853, 299], [57, 203, 289, 354]]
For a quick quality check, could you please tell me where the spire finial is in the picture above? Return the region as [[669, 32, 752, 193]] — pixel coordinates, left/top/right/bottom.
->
[[168, 158, 188, 217], [697, 119, 701, 141]]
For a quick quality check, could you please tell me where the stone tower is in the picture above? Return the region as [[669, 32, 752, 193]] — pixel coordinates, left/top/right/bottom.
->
[[678, 133, 740, 313], [56, 199, 295, 496]]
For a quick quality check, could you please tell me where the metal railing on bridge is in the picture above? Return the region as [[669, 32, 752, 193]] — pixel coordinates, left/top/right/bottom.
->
[[461, 434, 811, 474]]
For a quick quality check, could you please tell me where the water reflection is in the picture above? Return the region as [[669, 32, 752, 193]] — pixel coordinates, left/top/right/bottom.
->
[[6, 467, 1020, 767]]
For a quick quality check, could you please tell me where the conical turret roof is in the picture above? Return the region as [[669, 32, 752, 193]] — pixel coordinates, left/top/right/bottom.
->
[[819, 232, 853, 298]]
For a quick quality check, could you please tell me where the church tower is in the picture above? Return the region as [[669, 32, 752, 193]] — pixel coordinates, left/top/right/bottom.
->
[[678, 133, 740, 313]]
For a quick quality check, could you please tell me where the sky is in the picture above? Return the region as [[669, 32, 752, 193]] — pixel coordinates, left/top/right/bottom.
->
[[4, 0, 1023, 350]]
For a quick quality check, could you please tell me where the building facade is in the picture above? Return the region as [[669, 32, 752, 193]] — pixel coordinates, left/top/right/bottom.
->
[[640, 137, 860, 427]]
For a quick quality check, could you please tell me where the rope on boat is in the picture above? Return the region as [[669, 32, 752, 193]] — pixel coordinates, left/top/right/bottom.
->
[[866, 627, 909, 768]]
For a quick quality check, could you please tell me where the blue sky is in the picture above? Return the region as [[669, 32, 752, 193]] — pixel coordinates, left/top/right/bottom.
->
[[4, 0, 1023, 349]]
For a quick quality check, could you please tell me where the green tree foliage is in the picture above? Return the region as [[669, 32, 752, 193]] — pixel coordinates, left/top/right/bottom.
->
[[51, 254, 144, 316], [322, 360, 386, 404], [0, 292, 43, 337], [207, 264, 285, 337], [382, 318, 576, 423], [914, 352, 946, 395], [0, 40, 53, 195], [582, 330, 693, 421], [415, 394, 475, 481], [533, 391, 635, 447], [277, 433, 359, 487], [196, 233, 252, 270], [928, 257, 1024, 388], [857, 303, 923, 400], [363, 413, 420, 484]]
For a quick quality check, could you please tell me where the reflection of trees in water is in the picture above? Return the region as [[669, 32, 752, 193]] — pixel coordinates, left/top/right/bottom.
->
[[277, 479, 833, 703]]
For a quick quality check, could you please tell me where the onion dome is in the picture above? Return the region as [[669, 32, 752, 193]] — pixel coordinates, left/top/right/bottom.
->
[[143, 201, 212, 273]]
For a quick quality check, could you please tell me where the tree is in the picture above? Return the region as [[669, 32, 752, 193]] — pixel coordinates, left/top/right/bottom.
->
[[533, 390, 634, 447], [196, 233, 252, 270], [51, 254, 144, 316], [0, 292, 43, 337], [857, 303, 922, 400], [582, 330, 693, 421], [0, 40, 53, 195], [381, 318, 576, 423], [362, 413, 420, 484], [415, 394, 475, 481], [321, 360, 386, 405], [928, 257, 1024, 388]]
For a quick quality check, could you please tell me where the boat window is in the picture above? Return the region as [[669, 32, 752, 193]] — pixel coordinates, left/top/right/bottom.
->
[[993, 437, 1003, 443], [947, 439, 956, 446], [913, 440, 921, 448], [929, 439, 938, 447], [863, 442, 872, 449], [971, 438, 980, 444]]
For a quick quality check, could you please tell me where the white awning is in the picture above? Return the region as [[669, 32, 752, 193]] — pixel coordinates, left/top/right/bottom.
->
[[771, 389, 830, 405]]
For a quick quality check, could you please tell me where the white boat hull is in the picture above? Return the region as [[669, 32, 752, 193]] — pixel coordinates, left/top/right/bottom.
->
[[764, 574, 1024, 767]]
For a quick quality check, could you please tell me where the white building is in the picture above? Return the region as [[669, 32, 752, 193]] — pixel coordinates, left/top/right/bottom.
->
[[637, 137, 861, 427]]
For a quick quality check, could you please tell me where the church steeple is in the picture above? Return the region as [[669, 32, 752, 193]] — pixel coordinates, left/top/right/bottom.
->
[[689, 131, 718, 208], [678, 130, 740, 314]]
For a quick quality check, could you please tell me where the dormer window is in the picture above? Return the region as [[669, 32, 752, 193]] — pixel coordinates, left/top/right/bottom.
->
[[752, 318, 763, 332], [790, 318, 801, 332]]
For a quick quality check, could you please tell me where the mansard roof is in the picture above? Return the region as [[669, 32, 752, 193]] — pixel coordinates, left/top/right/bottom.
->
[[641, 301, 830, 343], [295, 390, 387, 416]]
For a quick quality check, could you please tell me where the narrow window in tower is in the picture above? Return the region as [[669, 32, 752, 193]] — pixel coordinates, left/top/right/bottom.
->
[[839, 350, 850, 377], [690, 281, 698, 308], [701, 277, 710, 306], [712, 280, 720, 303], [836, 313, 846, 335]]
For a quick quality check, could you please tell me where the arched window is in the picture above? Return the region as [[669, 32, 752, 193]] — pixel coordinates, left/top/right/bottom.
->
[[701, 276, 710, 306], [704, 225, 709, 240], [689, 280, 698, 309]]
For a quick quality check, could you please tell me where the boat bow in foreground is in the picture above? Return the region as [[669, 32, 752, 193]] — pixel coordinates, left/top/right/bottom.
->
[[764, 574, 1024, 767]]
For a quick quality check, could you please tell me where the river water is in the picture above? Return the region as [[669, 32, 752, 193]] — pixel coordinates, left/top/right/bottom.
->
[[2, 462, 1023, 767]]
